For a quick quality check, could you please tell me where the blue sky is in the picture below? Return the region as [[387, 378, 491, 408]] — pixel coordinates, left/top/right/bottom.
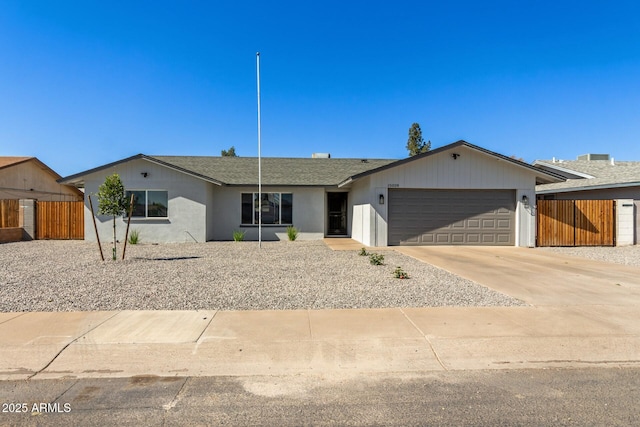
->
[[1, 1, 639, 177]]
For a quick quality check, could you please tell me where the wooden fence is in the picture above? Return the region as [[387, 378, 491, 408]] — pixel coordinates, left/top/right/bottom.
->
[[0, 200, 20, 228], [36, 201, 84, 240], [537, 200, 615, 246]]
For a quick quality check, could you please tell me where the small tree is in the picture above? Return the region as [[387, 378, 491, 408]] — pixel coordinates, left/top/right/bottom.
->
[[406, 123, 431, 156], [97, 173, 128, 260], [221, 146, 238, 157]]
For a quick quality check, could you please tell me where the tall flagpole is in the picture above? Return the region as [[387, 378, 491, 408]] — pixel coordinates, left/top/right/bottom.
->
[[256, 52, 262, 248]]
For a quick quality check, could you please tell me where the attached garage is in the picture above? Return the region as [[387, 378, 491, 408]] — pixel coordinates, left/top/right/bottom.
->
[[343, 140, 564, 248], [388, 189, 515, 245]]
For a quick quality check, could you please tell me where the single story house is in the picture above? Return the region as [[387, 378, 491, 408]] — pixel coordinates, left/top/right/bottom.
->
[[59, 140, 562, 246], [535, 154, 640, 244], [0, 157, 83, 201]]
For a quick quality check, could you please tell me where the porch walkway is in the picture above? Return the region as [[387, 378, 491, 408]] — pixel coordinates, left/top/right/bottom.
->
[[323, 238, 371, 251]]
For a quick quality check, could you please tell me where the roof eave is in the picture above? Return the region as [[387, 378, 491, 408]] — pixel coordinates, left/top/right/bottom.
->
[[59, 154, 225, 186], [341, 140, 565, 184], [536, 181, 640, 194], [532, 160, 595, 179]]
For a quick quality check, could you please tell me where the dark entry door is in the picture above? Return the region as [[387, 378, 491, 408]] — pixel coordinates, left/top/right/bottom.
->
[[327, 192, 348, 235]]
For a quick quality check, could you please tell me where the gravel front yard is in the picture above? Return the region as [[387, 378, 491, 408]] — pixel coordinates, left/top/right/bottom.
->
[[540, 245, 640, 267], [1, 240, 524, 312]]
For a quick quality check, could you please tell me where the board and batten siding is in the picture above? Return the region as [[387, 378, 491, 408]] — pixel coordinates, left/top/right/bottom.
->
[[349, 146, 538, 247], [82, 158, 209, 243]]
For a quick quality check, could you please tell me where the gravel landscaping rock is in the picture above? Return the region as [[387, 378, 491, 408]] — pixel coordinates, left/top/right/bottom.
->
[[0, 240, 524, 312], [540, 246, 640, 268]]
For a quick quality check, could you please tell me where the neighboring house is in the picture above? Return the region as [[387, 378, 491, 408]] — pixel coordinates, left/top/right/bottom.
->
[[0, 157, 83, 201], [59, 140, 562, 246], [534, 153, 640, 244]]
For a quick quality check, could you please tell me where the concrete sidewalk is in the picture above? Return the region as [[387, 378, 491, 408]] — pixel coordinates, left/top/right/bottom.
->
[[2, 246, 640, 381], [1, 304, 639, 381]]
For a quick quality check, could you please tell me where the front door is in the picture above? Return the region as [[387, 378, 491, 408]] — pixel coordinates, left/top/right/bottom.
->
[[327, 192, 348, 235]]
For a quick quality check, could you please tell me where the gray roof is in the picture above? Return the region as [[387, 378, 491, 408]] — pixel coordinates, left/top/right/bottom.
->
[[153, 156, 396, 186], [535, 159, 640, 193], [59, 154, 396, 187], [60, 141, 565, 188]]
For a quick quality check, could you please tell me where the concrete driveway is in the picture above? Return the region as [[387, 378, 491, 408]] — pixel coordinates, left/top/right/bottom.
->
[[395, 246, 640, 307]]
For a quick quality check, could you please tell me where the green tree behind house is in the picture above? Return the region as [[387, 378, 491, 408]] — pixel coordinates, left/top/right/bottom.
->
[[406, 123, 431, 156], [221, 146, 238, 157]]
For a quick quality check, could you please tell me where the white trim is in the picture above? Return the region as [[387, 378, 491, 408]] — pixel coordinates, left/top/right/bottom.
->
[[533, 160, 595, 179], [536, 181, 640, 194]]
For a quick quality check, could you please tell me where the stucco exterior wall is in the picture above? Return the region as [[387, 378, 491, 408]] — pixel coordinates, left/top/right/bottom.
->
[[83, 159, 209, 243], [209, 186, 325, 241], [349, 146, 540, 247], [0, 160, 82, 201]]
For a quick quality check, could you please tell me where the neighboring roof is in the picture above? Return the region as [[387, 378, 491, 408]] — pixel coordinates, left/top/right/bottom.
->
[[0, 156, 35, 170], [535, 159, 640, 194], [0, 156, 66, 180], [1, 156, 83, 198], [59, 154, 396, 187], [338, 140, 565, 187]]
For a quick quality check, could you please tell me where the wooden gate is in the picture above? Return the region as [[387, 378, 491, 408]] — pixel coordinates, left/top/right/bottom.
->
[[537, 200, 615, 246], [0, 200, 20, 228], [36, 201, 84, 239]]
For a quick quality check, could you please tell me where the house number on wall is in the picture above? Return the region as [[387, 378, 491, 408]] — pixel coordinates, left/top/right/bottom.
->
[[387, 184, 399, 188]]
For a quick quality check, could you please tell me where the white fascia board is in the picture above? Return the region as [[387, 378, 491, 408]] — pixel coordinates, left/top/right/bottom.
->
[[337, 177, 353, 188], [532, 161, 595, 179], [536, 181, 640, 194]]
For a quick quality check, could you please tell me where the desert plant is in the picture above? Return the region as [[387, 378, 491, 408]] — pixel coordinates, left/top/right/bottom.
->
[[369, 253, 384, 266], [286, 225, 298, 241], [358, 247, 368, 256], [128, 229, 140, 245], [392, 266, 409, 279], [232, 230, 246, 242]]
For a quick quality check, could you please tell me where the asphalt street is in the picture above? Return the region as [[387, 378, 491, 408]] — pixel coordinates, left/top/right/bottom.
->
[[1, 368, 639, 426]]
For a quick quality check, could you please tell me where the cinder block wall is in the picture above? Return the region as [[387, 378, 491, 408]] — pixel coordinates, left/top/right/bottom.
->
[[616, 199, 634, 246], [19, 199, 36, 240]]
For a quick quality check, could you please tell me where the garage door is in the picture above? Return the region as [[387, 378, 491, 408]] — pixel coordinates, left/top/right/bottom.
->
[[388, 189, 515, 246]]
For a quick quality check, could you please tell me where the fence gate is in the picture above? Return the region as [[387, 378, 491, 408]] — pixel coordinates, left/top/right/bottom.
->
[[537, 200, 615, 246], [36, 201, 84, 240], [0, 200, 20, 228]]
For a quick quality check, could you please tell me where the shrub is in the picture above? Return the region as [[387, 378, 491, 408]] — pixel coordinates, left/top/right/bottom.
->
[[358, 247, 368, 256], [286, 225, 298, 241], [369, 253, 384, 266], [392, 266, 409, 279], [128, 229, 140, 245], [232, 230, 246, 242]]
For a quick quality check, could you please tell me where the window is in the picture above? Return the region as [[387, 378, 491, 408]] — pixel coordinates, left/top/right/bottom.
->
[[241, 193, 292, 225], [126, 190, 168, 218]]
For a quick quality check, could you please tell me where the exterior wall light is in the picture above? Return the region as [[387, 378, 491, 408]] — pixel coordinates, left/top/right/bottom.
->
[[522, 195, 529, 207], [379, 194, 385, 205]]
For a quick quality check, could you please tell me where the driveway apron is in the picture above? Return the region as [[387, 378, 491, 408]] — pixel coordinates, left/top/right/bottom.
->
[[395, 246, 640, 307]]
